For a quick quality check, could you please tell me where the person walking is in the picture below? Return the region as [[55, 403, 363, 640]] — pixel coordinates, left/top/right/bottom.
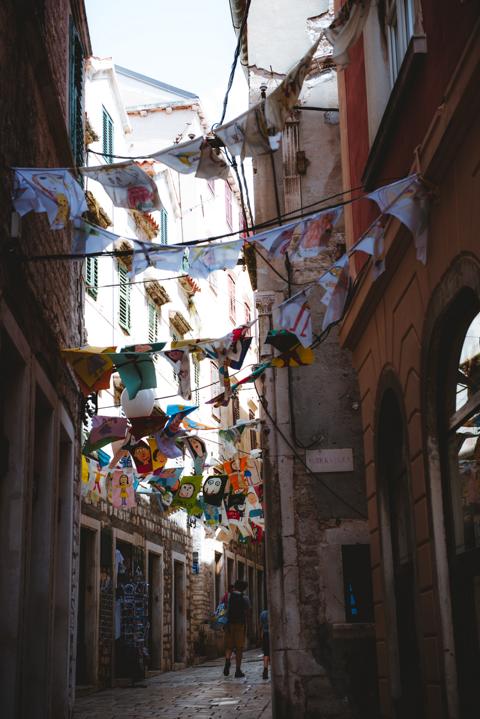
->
[[223, 579, 250, 678], [260, 608, 270, 680]]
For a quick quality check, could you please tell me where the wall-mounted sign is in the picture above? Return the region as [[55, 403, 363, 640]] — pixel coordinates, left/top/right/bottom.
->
[[306, 448, 354, 473]]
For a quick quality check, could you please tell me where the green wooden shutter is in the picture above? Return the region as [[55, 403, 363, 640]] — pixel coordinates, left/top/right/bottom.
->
[[102, 106, 114, 159], [68, 17, 85, 167], [160, 208, 168, 245], [118, 264, 131, 332], [85, 257, 99, 299], [148, 300, 158, 343]]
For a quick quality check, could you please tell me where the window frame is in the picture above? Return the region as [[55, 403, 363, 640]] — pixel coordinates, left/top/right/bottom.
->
[[118, 262, 131, 333], [159, 208, 168, 245], [385, 0, 415, 87], [102, 106, 114, 160], [85, 256, 99, 300], [147, 299, 159, 343]]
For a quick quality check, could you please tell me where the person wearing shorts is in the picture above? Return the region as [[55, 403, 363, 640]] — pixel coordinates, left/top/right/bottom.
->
[[260, 609, 270, 679], [223, 579, 250, 678]]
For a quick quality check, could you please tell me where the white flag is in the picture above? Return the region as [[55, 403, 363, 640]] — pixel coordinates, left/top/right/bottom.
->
[[195, 140, 230, 181], [368, 174, 430, 264], [318, 255, 349, 309], [214, 105, 271, 159], [187, 239, 243, 279], [320, 257, 350, 331], [73, 220, 131, 254], [277, 290, 313, 347], [80, 161, 162, 211], [350, 221, 386, 279], [325, 0, 372, 68], [13, 168, 87, 229], [131, 244, 186, 277], [151, 136, 203, 174]]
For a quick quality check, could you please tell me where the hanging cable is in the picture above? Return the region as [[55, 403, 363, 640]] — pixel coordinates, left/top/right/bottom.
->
[[216, 0, 252, 128]]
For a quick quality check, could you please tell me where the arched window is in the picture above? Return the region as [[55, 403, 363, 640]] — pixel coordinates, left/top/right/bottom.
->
[[377, 386, 423, 716], [436, 291, 480, 716]]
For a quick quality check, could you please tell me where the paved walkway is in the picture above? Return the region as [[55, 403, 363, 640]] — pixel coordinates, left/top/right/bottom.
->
[[74, 650, 272, 719]]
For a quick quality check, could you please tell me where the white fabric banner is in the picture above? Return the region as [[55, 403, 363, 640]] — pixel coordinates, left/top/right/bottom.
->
[[187, 239, 243, 279], [195, 140, 230, 181], [73, 220, 131, 254], [325, 0, 372, 68], [151, 136, 203, 174], [80, 161, 162, 211], [214, 105, 271, 159], [131, 244, 186, 277], [350, 220, 386, 279], [13, 168, 87, 229]]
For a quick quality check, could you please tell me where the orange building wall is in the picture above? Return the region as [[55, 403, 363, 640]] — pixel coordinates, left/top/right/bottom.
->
[[347, 115, 480, 718]]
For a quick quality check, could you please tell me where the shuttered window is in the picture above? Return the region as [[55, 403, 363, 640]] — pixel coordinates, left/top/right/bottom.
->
[[68, 18, 85, 167], [147, 300, 159, 343], [102, 106, 114, 160], [85, 257, 98, 300], [118, 263, 131, 333], [193, 356, 200, 405], [160, 208, 168, 245]]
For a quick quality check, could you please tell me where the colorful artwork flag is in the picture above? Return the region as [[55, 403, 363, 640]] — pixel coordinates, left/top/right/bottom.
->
[[153, 433, 183, 458], [12, 168, 87, 229], [164, 404, 197, 437], [350, 220, 386, 279], [172, 475, 203, 512], [202, 474, 228, 507], [182, 435, 208, 474], [72, 220, 129, 255], [83, 415, 129, 454], [148, 467, 183, 493], [321, 261, 350, 330], [195, 140, 230, 181], [246, 488, 264, 527], [264, 35, 321, 134], [181, 416, 217, 431], [324, 0, 372, 68], [161, 349, 192, 401], [80, 161, 161, 211], [187, 239, 243, 279], [317, 255, 349, 308], [148, 436, 168, 473], [277, 289, 313, 348], [129, 440, 154, 475], [367, 174, 430, 264], [214, 105, 271, 159], [106, 351, 157, 400], [295, 208, 343, 259], [151, 136, 203, 174], [62, 346, 115, 396], [232, 362, 270, 389], [111, 468, 136, 509], [89, 465, 109, 504], [129, 415, 168, 442]]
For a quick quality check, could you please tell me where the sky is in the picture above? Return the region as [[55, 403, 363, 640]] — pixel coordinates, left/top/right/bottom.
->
[[85, 0, 248, 127]]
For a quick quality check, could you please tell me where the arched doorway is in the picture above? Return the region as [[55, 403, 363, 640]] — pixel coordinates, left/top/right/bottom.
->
[[377, 386, 423, 717], [434, 290, 480, 717]]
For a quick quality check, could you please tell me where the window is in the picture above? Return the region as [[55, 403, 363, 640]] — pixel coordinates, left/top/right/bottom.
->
[[102, 106, 114, 160], [341, 545, 374, 623], [160, 208, 168, 245], [68, 19, 85, 167], [386, 0, 415, 86], [225, 183, 233, 229], [228, 274, 236, 324], [147, 300, 159, 343], [193, 356, 200, 406], [85, 256, 98, 300], [118, 263, 131, 333], [249, 408, 257, 449]]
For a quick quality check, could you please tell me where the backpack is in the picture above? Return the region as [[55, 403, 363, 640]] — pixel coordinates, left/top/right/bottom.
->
[[210, 601, 228, 631], [228, 591, 246, 624]]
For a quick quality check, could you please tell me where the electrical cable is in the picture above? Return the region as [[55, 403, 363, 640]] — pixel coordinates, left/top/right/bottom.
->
[[215, 0, 252, 128], [254, 384, 367, 519]]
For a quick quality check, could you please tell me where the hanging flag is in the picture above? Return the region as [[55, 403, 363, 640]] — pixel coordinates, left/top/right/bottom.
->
[[148, 467, 183, 493], [129, 414, 168, 443], [131, 244, 186, 277], [62, 345, 115, 396], [195, 140, 230, 181], [187, 239, 243, 279], [367, 175, 430, 264], [202, 474, 228, 507], [89, 466, 109, 504], [72, 220, 131, 254], [324, 0, 372, 68], [246, 488, 264, 528], [265, 331, 315, 367], [12, 168, 87, 229], [294, 207, 343, 259], [181, 435, 208, 474], [277, 289, 313, 348], [83, 416, 129, 454], [232, 362, 270, 389], [317, 255, 349, 308], [181, 416, 217, 431], [164, 404, 198, 434], [153, 433, 184, 458], [80, 161, 161, 211], [214, 105, 271, 159], [322, 261, 351, 330], [264, 35, 321, 134], [147, 436, 168, 474], [129, 440, 154, 475], [161, 349, 192, 401], [151, 136, 203, 174], [350, 220, 386, 279], [253, 219, 305, 257], [111, 468, 136, 509], [106, 351, 157, 400], [172, 475, 203, 512]]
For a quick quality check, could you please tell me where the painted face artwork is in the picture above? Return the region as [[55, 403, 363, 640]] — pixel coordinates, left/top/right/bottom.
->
[[178, 482, 195, 499], [161, 490, 174, 507], [111, 468, 136, 509], [202, 474, 227, 506], [172, 475, 202, 512], [130, 440, 153, 475]]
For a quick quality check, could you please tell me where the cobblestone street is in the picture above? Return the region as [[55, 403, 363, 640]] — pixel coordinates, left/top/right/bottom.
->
[[74, 651, 272, 719]]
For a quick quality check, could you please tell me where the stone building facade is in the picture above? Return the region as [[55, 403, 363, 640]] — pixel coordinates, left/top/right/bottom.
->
[[229, 1, 376, 717], [336, 1, 480, 718], [0, 2, 91, 718]]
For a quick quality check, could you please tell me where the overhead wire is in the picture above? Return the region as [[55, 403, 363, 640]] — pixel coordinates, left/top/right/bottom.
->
[[215, 0, 252, 128]]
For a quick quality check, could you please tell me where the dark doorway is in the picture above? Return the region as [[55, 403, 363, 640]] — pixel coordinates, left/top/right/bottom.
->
[[148, 552, 162, 669], [173, 560, 186, 664], [378, 389, 423, 718]]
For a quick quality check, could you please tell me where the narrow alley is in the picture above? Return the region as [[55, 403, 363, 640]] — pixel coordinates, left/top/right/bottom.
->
[[74, 651, 271, 719]]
